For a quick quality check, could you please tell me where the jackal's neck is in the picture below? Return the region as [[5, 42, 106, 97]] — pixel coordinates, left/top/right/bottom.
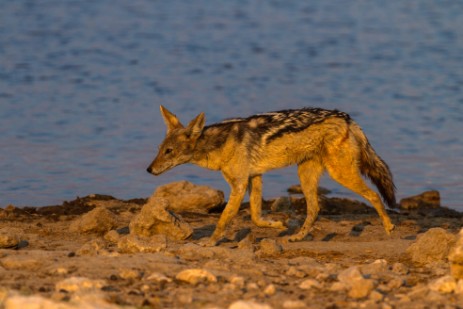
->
[[190, 125, 233, 171]]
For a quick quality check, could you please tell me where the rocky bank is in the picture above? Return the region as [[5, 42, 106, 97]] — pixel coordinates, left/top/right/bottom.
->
[[0, 181, 462, 308]]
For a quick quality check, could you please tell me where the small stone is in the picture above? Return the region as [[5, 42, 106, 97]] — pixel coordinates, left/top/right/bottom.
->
[[229, 275, 246, 289], [391, 262, 409, 275], [152, 180, 224, 214], [0, 255, 43, 271], [338, 266, 364, 283], [299, 279, 321, 290], [228, 300, 272, 309], [129, 197, 192, 240], [360, 259, 388, 276], [256, 238, 283, 256], [0, 228, 22, 248], [69, 207, 119, 234], [119, 268, 142, 280], [55, 276, 106, 293], [329, 282, 347, 292], [117, 234, 167, 254], [146, 272, 172, 284], [76, 238, 107, 256], [406, 228, 456, 264], [286, 266, 306, 278], [428, 275, 457, 294], [175, 269, 217, 285], [348, 279, 375, 299], [263, 284, 276, 296]]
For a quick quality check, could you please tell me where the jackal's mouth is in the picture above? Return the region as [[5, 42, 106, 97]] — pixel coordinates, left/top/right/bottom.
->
[[147, 164, 172, 176]]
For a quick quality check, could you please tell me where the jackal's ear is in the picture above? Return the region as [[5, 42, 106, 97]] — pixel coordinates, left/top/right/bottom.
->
[[160, 105, 183, 132], [186, 112, 205, 140]]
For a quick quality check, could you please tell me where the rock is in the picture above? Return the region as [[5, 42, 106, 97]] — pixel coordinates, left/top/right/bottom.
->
[[118, 268, 142, 280], [129, 197, 192, 240], [117, 234, 166, 254], [76, 239, 107, 256], [360, 259, 388, 276], [228, 300, 272, 309], [298, 279, 321, 290], [175, 269, 217, 285], [391, 262, 409, 275], [263, 284, 276, 296], [55, 276, 106, 293], [428, 275, 457, 293], [103, 230, 121, 243], [152, 180, 224, 213], [256, 238, 283, 256], [0, 254, 43, 271], [0, 228, 22, 249], [406, 228, 457, 264], [448, 228, 463, 279], [229, 275, 246, 289], [399, 190, 440, 209], [146, 272, 172, 284], [69, 207, 119, 234], [337, 266, 375, 299]]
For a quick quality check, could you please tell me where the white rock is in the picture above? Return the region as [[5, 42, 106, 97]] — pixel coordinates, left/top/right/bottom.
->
[[298, 279, 321, 290], [175, 269, 217, 285], [146, 272, 172, 284], [229, 300, 272, 309], [263, 284, 276, 296]]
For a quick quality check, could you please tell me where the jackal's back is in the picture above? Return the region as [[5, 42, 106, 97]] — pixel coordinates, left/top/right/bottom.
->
[[205, 107, 351, 146]]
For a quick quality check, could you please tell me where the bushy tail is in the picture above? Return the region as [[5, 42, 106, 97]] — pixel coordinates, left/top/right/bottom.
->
[[350, 123, 397, 208]]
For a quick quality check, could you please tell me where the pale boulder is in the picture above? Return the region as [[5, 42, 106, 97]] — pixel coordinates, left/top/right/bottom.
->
[[152, 180, 224, 213]]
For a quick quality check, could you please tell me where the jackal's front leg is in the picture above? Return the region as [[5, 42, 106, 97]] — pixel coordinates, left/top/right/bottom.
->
[[199, 175, 248, 247], [249, 175, 285, 229]]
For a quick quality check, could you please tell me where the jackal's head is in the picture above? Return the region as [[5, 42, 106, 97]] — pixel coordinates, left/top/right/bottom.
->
[[147, 105, 205, 176]]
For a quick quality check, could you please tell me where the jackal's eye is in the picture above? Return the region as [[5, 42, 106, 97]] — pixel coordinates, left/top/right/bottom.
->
[[164, 148, 173, 155]]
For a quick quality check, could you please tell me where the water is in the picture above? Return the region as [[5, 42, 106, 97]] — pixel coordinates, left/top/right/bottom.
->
[[1, 1, 462, 210]]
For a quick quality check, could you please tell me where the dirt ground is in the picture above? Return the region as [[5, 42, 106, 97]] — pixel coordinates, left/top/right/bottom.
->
[[0, 191, 462, 308]]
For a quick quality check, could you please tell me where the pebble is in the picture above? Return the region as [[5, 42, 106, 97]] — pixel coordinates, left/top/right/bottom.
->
[[55, 276, 106, 293], [428, 275, 457, 294], [256, 238, 283, 256], [263, 284, 276, 296], [0, 228, 22, 249], [228, 300, 272, 309], [298, 278, 321, 290], [117, 234, 166, 254], [175, 269, 217, 285]]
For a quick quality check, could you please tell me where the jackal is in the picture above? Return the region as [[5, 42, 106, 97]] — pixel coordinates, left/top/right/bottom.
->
[[147, 106, 396, 246]]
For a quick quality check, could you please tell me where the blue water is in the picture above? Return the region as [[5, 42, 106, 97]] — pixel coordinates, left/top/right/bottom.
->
[[1, 1, 462, 210]]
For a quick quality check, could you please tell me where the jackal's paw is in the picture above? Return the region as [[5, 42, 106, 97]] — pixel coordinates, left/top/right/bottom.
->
[[198, 237, 219, 247], [385, 223, 395, 236], [286, 233, 306, 243]]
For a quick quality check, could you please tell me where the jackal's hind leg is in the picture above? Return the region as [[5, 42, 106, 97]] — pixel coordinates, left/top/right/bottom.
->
[[249, 175, 285, 229], [325, 157, 395, 235], [288, 160, 325, 242]]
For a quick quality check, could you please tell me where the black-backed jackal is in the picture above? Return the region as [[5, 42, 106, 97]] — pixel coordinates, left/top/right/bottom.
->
[[147, 106, 396, 246]]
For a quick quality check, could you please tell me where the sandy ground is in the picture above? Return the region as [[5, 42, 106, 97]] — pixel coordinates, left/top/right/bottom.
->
[[0, 191, 462, 308]]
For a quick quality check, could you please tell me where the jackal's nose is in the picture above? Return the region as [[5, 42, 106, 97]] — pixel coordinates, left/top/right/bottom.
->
[[146, 166, 153, 174]]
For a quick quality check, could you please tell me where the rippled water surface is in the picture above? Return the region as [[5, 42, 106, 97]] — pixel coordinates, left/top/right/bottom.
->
[[1, 1, 462, 210]]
